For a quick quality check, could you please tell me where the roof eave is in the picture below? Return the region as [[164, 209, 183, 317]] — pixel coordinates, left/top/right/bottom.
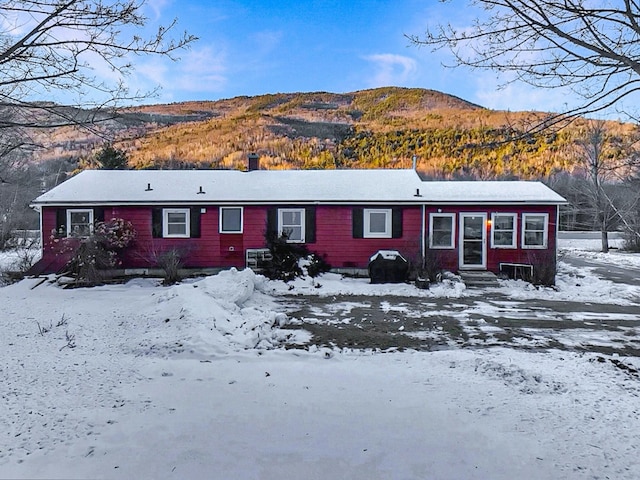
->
[[32, 199, 568, 207]]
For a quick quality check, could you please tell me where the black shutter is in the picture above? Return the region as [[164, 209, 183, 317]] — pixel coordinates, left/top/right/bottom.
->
[[190, 207, 201, 238], [55, 209, 67, 236], [266, 208, 278, 239], [392, 208, 403, 238], [94, 208, 105, 224], [305, 207, 316, 243], [352, 208, 363, 238], [152, 208, 163, 238]]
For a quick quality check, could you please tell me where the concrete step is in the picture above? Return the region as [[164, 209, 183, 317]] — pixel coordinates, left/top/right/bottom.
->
[[458, 270, 500, 288]]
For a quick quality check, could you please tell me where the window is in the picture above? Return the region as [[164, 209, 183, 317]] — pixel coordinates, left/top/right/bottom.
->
[[429, 213, 455, 248], [267, 207, 316, 244], [522, 213, 548, 248], [352, 208, 402, 239], [364, 209, 392, 238], [491, 213, 517, 248], [220, 207, 243, 234], [278, 208, 305, 242], [163, 208, 190, 238], [67, 209, 94, 237], [152, 207, 200, 239]]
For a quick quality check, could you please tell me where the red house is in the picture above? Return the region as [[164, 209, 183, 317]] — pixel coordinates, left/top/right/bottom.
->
[[30, 167, 566, 281]]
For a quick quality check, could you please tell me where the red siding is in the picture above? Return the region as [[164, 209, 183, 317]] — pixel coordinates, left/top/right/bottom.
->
[[425, 205, 558, 273], [314, 205, 423, 268], [113, 206, 220, 268], [38, 208, 73, 273], [40, 206, 270, 270], [38, 203, 559, 275]]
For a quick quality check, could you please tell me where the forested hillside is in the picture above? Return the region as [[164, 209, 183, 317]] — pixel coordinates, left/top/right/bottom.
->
[[111, 87, 636, 179], [29, 86, 638, 181]]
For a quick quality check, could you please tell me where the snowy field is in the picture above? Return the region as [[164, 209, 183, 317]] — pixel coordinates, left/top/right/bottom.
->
[[1, 237, 640, 479]]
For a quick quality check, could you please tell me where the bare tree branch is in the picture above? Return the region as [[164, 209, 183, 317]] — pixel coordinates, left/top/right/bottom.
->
[[0, 0, 195, 124], [0, 0, 196, 246], [409, 0, 640, 121]]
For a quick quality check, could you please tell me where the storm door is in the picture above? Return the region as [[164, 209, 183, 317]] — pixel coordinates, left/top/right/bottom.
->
[[459, 213, 487, 269]]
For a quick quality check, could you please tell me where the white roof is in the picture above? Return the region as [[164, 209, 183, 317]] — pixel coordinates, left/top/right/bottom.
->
[[31, 169, 566, 206], [423, 181, 566, 204]]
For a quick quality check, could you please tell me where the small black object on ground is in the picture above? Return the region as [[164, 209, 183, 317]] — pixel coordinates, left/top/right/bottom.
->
[[368, 250, 409, 284]]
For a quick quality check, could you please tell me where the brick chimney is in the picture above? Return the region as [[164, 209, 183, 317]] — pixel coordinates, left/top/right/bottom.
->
[[248, 152, 259, 171]]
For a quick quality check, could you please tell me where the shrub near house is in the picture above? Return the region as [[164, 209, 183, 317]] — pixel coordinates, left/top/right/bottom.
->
[[50, 218, 136, 284]]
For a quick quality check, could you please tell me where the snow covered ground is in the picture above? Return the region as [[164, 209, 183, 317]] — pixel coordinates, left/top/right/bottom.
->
[[1, 237, 640, 479]]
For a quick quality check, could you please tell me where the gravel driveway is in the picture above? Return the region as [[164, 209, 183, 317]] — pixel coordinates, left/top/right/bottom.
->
[[281, 258, 640, 356]]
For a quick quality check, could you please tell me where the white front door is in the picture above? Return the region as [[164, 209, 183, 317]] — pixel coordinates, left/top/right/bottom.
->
[[459, 213, 487, 269]]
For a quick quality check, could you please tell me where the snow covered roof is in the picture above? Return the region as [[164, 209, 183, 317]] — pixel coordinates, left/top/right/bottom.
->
[[423, 180, 567, 204], [31, 169, 566, 206]]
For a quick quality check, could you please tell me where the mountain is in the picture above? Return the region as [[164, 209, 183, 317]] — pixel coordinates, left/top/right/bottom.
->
[[33, 86, 639, 179]]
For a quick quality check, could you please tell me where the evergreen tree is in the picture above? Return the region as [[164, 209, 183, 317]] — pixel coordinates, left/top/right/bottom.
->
[[94, 145, 128, 170]]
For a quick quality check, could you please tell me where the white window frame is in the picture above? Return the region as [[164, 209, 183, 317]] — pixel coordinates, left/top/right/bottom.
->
[[66, 209, 94, 237], [278, 208, 305, 243], [363, 208, 392, 238], [491, 213, 517, 249], [521, 213, 549, 249], [429, 213, 455, 249], [163, 208, 190, 238], [219, 207, 243, 234]]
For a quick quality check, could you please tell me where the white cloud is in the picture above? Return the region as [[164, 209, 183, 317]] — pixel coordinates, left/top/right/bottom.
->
[[133, 45, 228, 101], [175, 46, 228, 92], [250, 30, 283, 54], [473, 72, 580, 114], [135, 58, 170, 87], [363, 54, 418, 87], [145, 0, 172, 21], [0, 10, 28, 36]]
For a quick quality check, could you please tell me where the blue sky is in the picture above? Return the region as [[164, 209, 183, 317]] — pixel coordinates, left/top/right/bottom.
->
[[123, 0, 576, 113]]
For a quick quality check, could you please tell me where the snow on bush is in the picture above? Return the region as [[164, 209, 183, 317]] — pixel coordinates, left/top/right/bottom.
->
[[0, 247, 41, 275]]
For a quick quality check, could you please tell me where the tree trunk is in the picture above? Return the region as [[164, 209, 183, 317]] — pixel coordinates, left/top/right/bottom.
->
[[601, 229, 609, 253]]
